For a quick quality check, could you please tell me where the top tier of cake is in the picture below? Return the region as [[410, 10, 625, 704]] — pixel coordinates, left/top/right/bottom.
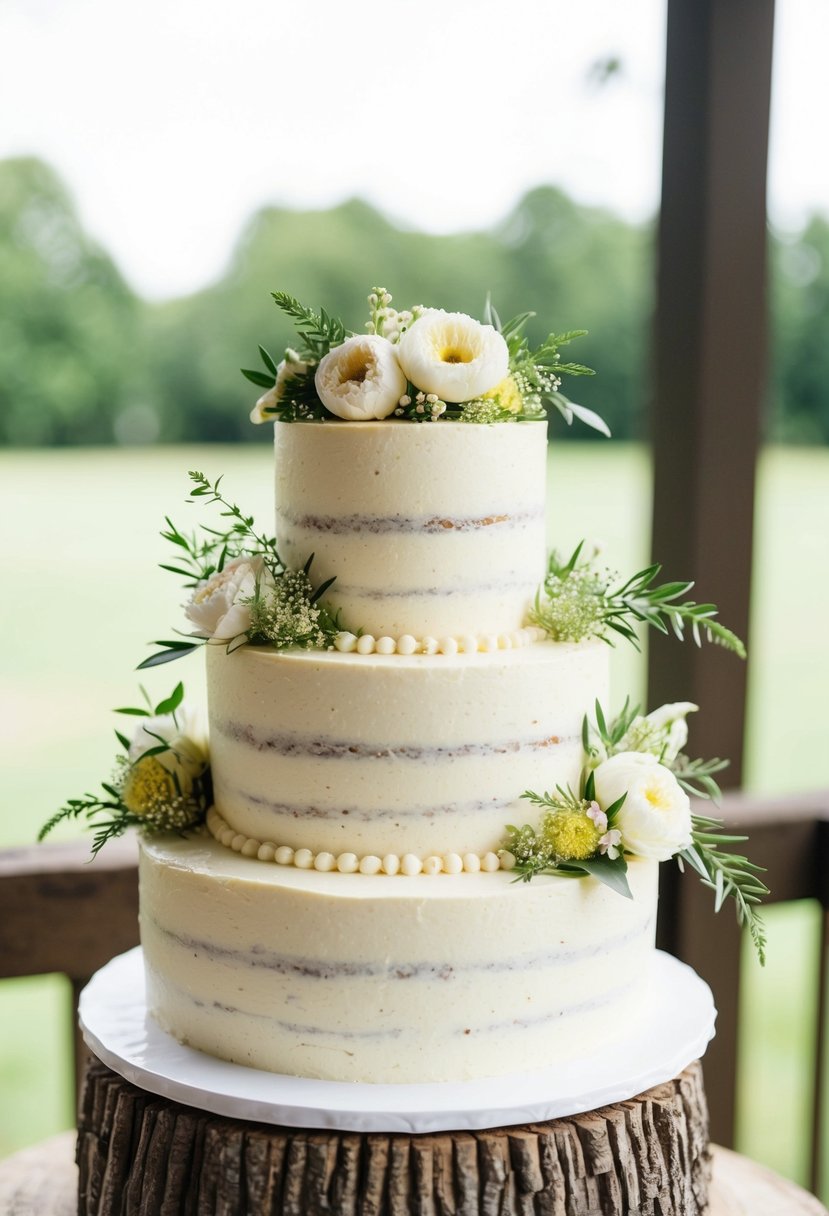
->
[[274, 419, 548, 639]]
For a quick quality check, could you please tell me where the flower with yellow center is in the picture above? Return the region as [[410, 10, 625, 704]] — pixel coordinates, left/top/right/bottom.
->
[[592, 751, 692, 861], [483, 375, 524, 414], [540, 808, 602, 861], [396, 310, 509, 402]]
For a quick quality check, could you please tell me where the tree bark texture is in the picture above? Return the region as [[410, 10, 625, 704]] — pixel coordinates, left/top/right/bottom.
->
[[77, 1055, 711, 1215]]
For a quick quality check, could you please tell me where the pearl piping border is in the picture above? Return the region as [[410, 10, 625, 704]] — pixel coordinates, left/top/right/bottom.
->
[[206, 808, 516, 876], [333, 626, 546, 657]]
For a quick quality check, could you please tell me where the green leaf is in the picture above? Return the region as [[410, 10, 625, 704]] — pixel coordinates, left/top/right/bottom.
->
[[565, 854, 632, 899], [114, 706, 149, 716], [154, 682, 185, 716], [137, 642, 201, 670], [241, 368, 276, 388], [258, 345, 278, 375], [114, 730, 131, 751]]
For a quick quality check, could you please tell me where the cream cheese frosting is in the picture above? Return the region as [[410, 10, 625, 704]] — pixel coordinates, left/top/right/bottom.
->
[[140, 833, 658, 1085], [206, 638, 609, 858], [274, 420, 548, 638]]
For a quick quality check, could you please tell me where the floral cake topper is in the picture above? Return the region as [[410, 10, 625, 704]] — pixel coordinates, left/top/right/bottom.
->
[[244, 288, 609, 433]]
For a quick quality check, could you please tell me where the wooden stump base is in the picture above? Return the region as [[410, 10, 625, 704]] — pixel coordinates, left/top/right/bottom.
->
[[77, 1054, 712, 1215]]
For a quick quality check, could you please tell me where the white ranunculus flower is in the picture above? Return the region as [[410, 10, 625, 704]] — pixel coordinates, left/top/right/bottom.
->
[[128, 707, 208, 789], [314, 335, 407, 421], [592, 751, 692, 862], [250, 352, 310, 424], [396, 310, 509, 402], [620, 702, 698, 762], [184, 555, 271, 640]]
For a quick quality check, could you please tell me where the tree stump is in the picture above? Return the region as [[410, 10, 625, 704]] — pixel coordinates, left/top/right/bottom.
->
[[77, 1054, 712, 1215]]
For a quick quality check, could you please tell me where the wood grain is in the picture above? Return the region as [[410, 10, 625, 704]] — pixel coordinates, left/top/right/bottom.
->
[[71, 1056, 713, 1215], [2, 1125, 827, 1214]]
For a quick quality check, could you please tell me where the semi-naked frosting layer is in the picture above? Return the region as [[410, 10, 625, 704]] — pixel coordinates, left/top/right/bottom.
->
[[207, 639, 608, 858], [274, 420, 548, 638], [140, 833, 658, 1084]]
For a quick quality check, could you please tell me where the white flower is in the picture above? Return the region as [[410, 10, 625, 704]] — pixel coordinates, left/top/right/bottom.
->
[[314, 335, 407, 421], [250, 352, 309, 424], [396, 310, 509, 402], [128, 707, 208, 791], [184, 555, 271, 640], [592, 751, 692, 862], [619, 702, 698, 762]]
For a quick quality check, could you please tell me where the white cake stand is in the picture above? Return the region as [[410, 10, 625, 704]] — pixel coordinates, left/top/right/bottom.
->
[[79, 946, 715, 1135]]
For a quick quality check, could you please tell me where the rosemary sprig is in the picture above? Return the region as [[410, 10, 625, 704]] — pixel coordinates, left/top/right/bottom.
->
[[602, 563, 746, 656], [531, 542, 746, 657], [679, 815, 769, 964]]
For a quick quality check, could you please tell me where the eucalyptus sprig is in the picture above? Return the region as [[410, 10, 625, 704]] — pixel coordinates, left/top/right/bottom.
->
[[679, 816, 768, 964], [531, 541, 746, 657]]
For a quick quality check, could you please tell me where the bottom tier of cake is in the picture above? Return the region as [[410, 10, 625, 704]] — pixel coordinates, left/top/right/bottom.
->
[[139, 833, 658, 1085], [77, 1054, 712, 1216]]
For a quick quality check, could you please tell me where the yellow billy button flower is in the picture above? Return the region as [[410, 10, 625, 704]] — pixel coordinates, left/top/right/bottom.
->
[[483, 375, 523, 414], [121, 756, 177, 818], [540, 807, 602, 861]]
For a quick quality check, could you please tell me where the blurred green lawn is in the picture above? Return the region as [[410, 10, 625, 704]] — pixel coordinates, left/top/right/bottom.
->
[[1, 443, 827, 1196]]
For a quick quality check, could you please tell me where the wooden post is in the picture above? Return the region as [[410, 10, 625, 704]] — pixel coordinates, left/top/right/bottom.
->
[[649, 0, 776, 785]]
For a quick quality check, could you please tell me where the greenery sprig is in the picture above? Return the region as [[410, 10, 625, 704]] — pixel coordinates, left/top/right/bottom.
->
[[241, 292, 349, 422], [513, 697, 768, 961], [38, 682, 210, 856], [506, 776, 630, 898], [680, 817, 768, 964], [531, 541, 746, 656], [139, 472, 339, 669], [484, 299, 609, 435]]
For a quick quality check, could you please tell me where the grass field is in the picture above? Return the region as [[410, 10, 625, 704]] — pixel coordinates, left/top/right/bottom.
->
[[1, 443, 827, 1195]]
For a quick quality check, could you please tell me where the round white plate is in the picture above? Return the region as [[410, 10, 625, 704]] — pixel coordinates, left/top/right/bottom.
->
[[80, 947, 715, 1134]]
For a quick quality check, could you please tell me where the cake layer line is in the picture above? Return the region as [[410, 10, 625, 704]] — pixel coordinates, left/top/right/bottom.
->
[[229, 791, 516, 820], [147, 913, 656, 978], [278, 507, 544, 534], [163, 970, 641, 1035], [213, 719, 575, 760]]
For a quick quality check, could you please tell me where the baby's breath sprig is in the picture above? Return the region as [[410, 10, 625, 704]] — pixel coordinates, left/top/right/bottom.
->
[[248, 557, 340, 650], [531, 541, 747, 657], [365, 287, 421, 344]]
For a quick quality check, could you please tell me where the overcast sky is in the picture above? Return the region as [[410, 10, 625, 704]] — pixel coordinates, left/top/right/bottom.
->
[[1, 0, 826, 299]]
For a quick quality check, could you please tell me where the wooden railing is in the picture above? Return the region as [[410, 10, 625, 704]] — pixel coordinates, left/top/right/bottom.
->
[[2, 793, 828, 1191], [658, 789, 829, 1195]]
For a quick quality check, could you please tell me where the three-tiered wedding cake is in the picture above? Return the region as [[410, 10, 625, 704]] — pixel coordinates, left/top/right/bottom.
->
[[140, 419, 659, 1084]]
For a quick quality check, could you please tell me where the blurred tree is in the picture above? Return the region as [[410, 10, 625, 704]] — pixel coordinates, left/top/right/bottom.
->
[[147, 186, 650, 444], [0, 158, 143, 445], [0, 156, 824, 447], [770, 215, 829, 443]]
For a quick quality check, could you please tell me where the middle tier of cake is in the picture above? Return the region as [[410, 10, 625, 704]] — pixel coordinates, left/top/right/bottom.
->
[[206, 638, 608, 858]]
